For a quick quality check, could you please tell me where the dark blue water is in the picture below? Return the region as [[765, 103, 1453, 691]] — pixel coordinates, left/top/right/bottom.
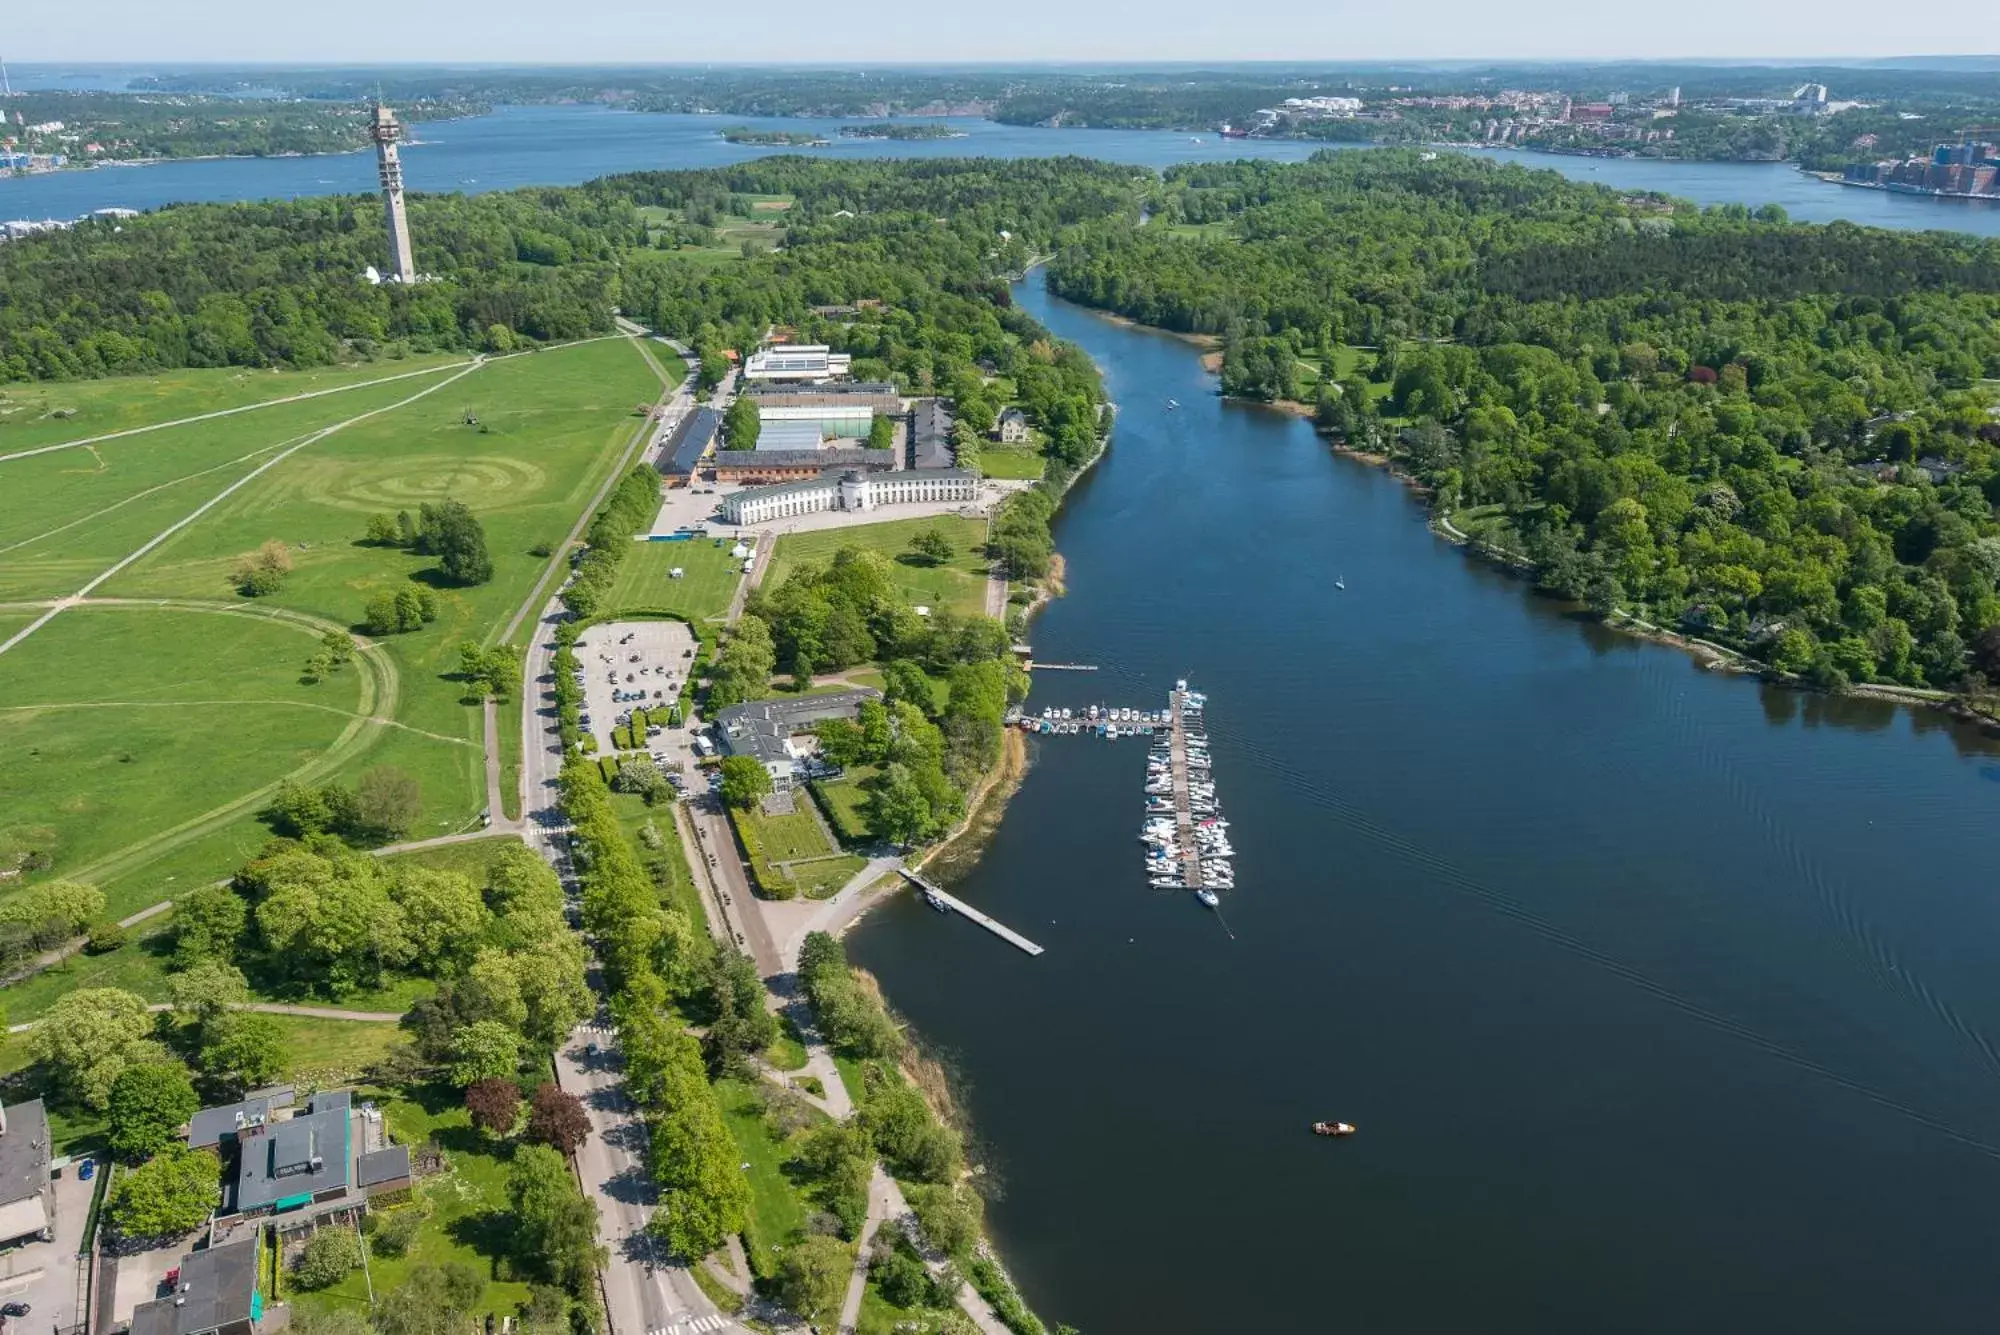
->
[[6, 100, 2000, 238], [845, 273, 2000, 1335]]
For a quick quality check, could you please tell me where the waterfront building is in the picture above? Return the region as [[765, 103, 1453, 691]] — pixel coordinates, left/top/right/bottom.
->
[[997, 408, 1030, 443], [719, 467, 977, 525], [368, 104, 417, 284], [714, 688, 881, 792], [743, 344, 853, 381]]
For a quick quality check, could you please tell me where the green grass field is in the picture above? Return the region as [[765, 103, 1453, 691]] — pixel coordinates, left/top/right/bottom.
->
[[974, 446, 1046, 480], [715, 1077, 833, 1280], [730, 801, 864, 899], [0, 355, 472, 459], [0, 337, 660, 928], [811, 767, 876, 843], [601, 538, 741, 623], [764, 516, 992, 617]]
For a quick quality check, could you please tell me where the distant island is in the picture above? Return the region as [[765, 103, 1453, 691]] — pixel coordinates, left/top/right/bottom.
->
[[720, 127, 828, 146], [838, 123, 968, 141]]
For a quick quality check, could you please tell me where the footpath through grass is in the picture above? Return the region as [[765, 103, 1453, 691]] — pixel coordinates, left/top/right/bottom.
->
[[0, 338, 658, 918], [763, 516, 990, 616]]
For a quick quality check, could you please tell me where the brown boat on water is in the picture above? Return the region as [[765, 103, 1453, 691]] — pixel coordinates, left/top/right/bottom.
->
[[1312, 1121, 1356, 1137]]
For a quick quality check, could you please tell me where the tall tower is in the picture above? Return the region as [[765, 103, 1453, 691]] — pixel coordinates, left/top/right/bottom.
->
[[368, 102, 417, 284]]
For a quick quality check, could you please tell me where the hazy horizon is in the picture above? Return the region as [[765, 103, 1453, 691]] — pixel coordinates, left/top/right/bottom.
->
[[7, 0, 2000, 67]]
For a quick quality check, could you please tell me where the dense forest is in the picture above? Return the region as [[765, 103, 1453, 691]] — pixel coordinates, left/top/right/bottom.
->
[[1051, 151, 2000, 691], [0, 91, 481, 162]]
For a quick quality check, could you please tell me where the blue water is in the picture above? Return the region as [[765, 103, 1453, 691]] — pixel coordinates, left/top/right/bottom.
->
[[5, 100, 2000, 237]]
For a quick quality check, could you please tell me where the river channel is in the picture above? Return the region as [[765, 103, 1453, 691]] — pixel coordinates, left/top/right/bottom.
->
[[846, 273, 2000, 1335]]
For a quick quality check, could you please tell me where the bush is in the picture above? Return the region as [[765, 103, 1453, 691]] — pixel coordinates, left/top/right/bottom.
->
[[369, 1207, 426, 1258], [292, 1226, 366, 1289], [84, 921, 127, 954]]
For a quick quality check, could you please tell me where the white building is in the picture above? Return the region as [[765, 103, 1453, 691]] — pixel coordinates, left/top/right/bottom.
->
[[720, 468, 977, 526], [743, 345, 854, 382]]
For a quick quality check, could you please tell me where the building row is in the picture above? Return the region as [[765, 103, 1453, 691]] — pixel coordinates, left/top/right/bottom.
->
[[718, 467, 978, 525], [1843, 143, 2000, 198]]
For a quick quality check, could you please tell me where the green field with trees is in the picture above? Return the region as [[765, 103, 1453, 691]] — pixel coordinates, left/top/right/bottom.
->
[[763, 517, 992, 617]]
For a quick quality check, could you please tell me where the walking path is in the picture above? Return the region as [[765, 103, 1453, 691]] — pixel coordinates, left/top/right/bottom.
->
[[0, 360, 485, 661], [7, 1000, 402, 1033], [0, 359, 478, 464], [834, 1168, 895, 1335]]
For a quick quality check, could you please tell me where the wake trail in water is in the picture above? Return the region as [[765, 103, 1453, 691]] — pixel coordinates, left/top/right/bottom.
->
[[1639, 661, 2000, 1086], [1222, 730, 2000, 1160]]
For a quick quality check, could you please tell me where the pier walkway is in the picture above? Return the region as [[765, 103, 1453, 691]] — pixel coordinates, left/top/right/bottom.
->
[[897, 869, 1045, 956], [1167, 689, 1204, 889]]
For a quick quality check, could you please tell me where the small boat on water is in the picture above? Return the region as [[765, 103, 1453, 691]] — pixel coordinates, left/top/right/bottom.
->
[[1335, 574, 1346, 590], [1196, 889, 1219, 908], [1167, 398, 1180, 410], [924, 890, 951, 914], [1312, 1121, 1357, 1137]]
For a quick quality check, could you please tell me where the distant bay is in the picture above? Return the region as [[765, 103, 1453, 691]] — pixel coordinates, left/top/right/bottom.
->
[[5, 102, 2000, 237]]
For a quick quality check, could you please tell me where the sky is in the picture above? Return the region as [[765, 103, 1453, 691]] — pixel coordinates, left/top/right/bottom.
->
[[6, 0, 1999, 64]]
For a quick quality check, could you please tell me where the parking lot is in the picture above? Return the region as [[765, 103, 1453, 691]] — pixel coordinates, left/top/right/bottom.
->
[[0, 1163, 97, 1335], [572, 619, 698, 754]]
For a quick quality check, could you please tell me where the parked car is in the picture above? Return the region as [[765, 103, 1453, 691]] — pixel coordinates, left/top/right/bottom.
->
[[76, 1160, 94, 1181]]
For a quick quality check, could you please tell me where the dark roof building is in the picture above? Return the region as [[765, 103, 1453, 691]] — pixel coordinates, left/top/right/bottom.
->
[[659, 407, 721, 481], [713, 689, 881, 790], [910, 399, 954, 470], [188, 1088, 295, 1150], [710, 447, 896, 484], [745, 381, 900, 411], [356, 1146, 412, 1192], [129, 1239, 262, 1335], [0, 1099, 53, 1245], [225, 1090, 352, 1217]]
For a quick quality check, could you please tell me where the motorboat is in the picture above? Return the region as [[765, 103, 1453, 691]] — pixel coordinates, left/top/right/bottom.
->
[[1312, 1122, 1356, 1138], [1335, 574, 1346, 590], [1196, 889, 1219, 908]]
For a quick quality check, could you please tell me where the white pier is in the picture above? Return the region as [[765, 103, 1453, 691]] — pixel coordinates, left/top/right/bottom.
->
[[897, 869, 1045, 956]]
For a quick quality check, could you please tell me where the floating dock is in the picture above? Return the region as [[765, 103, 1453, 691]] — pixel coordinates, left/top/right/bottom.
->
[[897, 869, 1045, 956], [1167, 689, 1203, 888]]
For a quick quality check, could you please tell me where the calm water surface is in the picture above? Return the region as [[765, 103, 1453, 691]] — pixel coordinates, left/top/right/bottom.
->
[[5, 101, 2000, 238], [846, 273, 2000, 1335]]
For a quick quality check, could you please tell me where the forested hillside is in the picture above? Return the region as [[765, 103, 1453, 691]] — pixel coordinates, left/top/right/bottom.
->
[[1051, 151, 2000, 691]]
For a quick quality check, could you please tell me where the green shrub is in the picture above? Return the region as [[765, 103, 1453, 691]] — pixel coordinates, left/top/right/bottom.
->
[[292, 1226, 365, 1289], [84, 921, 128, 954]]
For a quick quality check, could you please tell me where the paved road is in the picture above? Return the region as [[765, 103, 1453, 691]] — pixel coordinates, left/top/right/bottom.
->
[[555, 1013, 744, 1335]]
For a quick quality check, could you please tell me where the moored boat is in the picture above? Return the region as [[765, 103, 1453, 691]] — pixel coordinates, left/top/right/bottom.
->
[[1312, 1121, 1356, 1137]]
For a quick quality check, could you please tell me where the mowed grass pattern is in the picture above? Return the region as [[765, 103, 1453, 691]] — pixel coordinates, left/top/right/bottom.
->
[[0, 337, 661, 918], [0, 369, 473, 602], [763, 515, 992, 616]]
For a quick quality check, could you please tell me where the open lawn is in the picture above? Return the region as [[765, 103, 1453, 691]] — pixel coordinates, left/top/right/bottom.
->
[[610, 792, 703, 930], [299, 1084, 533, 1323], [729, 801, 864, 899], [811, 768, 876, 844], [0, 368, 473, 602], [0, 337, 659, 924], [0, 605, 362, 910], [601, 538, 740, 623], [714, 1077, 828, 1280], [974, 446, 1045, 481], [1, 913, 177, 1020], [0, 355, 472, 459], [763, 516, 991, 617]]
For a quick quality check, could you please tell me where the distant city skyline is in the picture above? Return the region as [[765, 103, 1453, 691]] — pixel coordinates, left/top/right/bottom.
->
[[6, 0, 2000, 66]]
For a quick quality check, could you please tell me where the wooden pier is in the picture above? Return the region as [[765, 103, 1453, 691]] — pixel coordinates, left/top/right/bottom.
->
[[897, 869, 1045, 956], [1167, 689, 1204, 889], [1024, 662, 1099, 672]]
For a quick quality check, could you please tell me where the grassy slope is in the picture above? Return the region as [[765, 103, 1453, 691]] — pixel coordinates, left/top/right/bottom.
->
[[0, 355, 472, 457], [0, 605, 358, 903], [0, 369, 473, 602], [763, 516, 991, 617], [0, 340, 658, 915]]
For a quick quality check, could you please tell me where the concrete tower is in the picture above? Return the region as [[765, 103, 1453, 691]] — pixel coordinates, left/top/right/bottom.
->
[[368, 102, 416, 284]]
